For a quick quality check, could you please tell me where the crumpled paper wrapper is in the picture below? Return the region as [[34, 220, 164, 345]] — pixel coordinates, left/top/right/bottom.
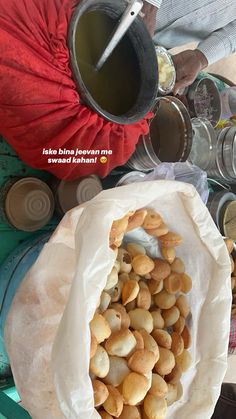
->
[[5, 181, 232, 419]]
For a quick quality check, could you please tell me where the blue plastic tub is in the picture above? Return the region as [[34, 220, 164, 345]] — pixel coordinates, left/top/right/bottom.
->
[[0, 232, 51, 379]]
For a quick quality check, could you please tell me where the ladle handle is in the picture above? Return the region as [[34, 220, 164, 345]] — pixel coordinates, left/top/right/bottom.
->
[[95, 0, 143, 71]]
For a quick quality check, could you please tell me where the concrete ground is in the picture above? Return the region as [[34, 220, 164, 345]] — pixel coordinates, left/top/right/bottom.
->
[[207, 54, 236, 84]]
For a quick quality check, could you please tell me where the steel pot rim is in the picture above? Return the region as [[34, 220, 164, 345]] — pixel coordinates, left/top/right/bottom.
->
[[68, 0, 158, 125]]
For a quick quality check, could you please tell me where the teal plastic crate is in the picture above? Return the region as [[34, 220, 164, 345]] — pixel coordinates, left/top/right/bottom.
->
[[0, 138, 56, 418], [0, 379, 31, 418], [0, 136, 59, 265]]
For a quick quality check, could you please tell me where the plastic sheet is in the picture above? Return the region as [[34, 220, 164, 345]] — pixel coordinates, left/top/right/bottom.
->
[[143, 162, 209, 204], [5, 180, 231, 419]]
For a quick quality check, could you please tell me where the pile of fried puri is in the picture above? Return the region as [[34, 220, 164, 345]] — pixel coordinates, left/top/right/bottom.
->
[[89, 209, 192, 419]]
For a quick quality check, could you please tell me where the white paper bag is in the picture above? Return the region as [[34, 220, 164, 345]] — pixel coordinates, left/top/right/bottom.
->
[[5, 180, 232, 419]]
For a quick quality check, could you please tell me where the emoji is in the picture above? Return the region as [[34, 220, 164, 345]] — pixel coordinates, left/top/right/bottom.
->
[[100, 156, 108, 164]]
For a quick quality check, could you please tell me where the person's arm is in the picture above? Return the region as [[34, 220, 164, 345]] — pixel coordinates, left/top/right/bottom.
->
[[173, 19, 236, 94], [197, 20, 236, 65], [142, 1, 162, 37], [172, 50, 208, 94]]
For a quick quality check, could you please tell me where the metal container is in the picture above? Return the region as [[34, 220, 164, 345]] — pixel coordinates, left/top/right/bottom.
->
[[187, 78, 222, 128], [188, 118, 216, 170], [102, 171, 146, 189], [126, 135, 160, 171], [215, 128, 232, 181], [68, 0, 158, 124], [207, 127, 236, 183], [127, 96, 193, 170], [207, 191, 236, 229], [207, 128, 228, 180], [0, 178, 55, 232], [52, 175, 103, 216], [222, 127, 236, 178], [219, 200, 236, 240], [0, 233, 51, 378], [156, 46, 176, 95]]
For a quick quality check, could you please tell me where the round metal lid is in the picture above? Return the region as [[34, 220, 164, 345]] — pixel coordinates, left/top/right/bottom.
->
[[220, 200, 236, 240], [76, 176, 103, 203], [57, 175, 103, 214], [207, 191, 236, 227], [5, 178, 55, 232]]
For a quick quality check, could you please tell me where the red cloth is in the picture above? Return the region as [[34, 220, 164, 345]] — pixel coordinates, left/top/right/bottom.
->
[[0, 0, 150, 179], [229, 315, 236, 355]]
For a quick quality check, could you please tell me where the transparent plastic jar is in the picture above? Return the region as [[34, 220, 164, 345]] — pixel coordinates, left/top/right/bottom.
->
[[220, 87, 236, 119], [155, 46, 176, 95], [188, 118, 216, 170]]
